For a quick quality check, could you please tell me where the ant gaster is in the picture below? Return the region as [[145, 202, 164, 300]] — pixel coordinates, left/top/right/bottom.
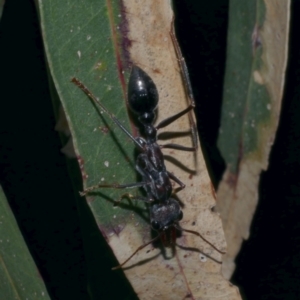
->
[[72, 65, 224, 269]]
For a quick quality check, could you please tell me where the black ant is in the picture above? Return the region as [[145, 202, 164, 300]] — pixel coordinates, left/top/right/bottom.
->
[[72, 65, 224, 269]]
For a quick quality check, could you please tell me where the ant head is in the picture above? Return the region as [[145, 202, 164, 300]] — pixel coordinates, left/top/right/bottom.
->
[[150, 199, 183, 232], [128, 65, 159, 115]]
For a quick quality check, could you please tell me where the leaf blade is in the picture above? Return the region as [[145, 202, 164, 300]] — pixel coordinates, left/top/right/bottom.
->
[[0, 187, 51, 300], [217, 0, 290, 278]]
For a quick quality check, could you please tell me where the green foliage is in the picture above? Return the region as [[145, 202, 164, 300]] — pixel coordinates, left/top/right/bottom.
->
[[218, 0, 268, 173], [0, 187, 51, 300], [39, 0, 146, 233]]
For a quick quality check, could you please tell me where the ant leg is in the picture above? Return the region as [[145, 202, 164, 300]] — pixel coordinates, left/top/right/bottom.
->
[[167, 171, 185, 189], [79, 181, 147, 196], [115, 193, 153, 206], [156, 104, 194, 130], [155, 106, 197, 152], [112, 233, 162, 270], [174, 224, 226, 254], [160, 143, 195, 152], [170, 18, 198, 150]]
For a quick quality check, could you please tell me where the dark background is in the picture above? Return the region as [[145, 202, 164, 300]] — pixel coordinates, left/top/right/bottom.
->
[[0, 0, 300, 299]]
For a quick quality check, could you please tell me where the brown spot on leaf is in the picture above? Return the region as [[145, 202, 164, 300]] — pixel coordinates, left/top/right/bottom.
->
[[210, 182, 217, 200], [252, 23, 262, 55], [118, 0, 134, 68], [77, 155, 88, 180], [100, 126, 109, 134], [225, 172, 238, 188]]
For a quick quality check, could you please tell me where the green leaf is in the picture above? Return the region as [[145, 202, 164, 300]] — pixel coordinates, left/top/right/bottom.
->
[[216, 0, 290, 278], [0, 187, 51, 300], [218, 0, 267, 173], [39, 0, 144, 235]]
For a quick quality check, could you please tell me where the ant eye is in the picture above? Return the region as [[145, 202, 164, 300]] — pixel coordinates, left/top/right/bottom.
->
[[178, 211, 183, 221], [151, 220, 162, 231]]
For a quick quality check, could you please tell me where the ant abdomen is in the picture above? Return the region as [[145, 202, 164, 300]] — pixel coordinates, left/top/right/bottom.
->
[[127, 66, 159, 117]]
